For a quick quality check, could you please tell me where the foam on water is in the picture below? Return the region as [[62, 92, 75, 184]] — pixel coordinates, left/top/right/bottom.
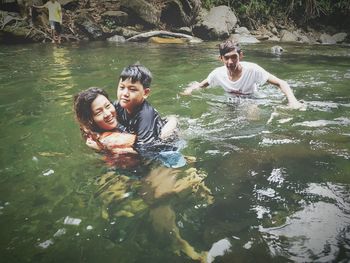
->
[[252, 205, 271, 219], [255, 187, 276, 199], [310, 140, 350, 160], [229, 134, 258, 140], [305, 101, 350, 112], [260, 138, 299, 146], [267, 168, 286, 187], [305, 183, 350, 210], [38, 239, 54, 249], [293, 117, 350, 127], [277, 117, 293, 124], [207, 238, 232, 263]]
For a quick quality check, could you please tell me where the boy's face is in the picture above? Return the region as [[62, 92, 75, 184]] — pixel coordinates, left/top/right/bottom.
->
[[220, 50, 243, 71], [117, 78, 150, 114]]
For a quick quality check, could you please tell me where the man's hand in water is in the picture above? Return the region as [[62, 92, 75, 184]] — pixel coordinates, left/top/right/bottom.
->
[[180, 81, 209, 96], [180, 89, 193, 96], [180, 81, 199, 96], [288, 100, 307, 111]]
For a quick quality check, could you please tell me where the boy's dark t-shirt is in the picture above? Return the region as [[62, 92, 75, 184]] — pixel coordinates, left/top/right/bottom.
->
[[113, 100, 185, 168], [113, 100, 166, 147]]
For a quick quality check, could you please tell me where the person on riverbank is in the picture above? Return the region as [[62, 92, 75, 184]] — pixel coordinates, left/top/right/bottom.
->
[[33, 0, 62, 44], [182, 40, 304, 110]]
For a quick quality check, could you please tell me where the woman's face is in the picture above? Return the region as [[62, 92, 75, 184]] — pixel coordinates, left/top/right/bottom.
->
[[91, 95, 117, 131]]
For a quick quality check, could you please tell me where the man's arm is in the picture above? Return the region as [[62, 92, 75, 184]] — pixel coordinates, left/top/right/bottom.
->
[[181, 79, 209, 96], [57, 4, 62, 21], [267, 74, 304, 109]]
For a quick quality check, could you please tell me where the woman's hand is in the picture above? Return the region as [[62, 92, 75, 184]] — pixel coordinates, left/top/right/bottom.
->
[[86, 137, 103, 151]]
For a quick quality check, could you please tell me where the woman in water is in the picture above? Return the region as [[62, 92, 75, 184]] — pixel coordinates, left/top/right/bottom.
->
[[73, 87, 211, 261]]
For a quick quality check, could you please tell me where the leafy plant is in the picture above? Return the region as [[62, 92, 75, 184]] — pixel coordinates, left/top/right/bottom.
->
[[201, 0, 350, 24]]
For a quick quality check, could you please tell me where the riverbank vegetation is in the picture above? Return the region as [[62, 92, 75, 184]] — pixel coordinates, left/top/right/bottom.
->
[[0, 0, 349, 44], [203, 0, 350, 29]]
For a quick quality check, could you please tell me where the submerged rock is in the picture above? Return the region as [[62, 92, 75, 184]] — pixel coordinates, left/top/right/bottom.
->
[[271, 45, 284, 55], [107, 35, 126, 42]]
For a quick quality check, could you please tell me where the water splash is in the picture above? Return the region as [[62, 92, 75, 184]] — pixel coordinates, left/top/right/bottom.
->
[[207, 238, 232, 263], [293, 117, 350, 127]]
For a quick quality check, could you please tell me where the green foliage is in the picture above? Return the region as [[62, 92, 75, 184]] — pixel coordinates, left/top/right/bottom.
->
[[201, 0, 350, 22], [201, 0, 230, 10]]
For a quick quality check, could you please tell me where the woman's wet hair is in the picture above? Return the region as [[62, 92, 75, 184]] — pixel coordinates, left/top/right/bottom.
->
[[120, 64, 152, 88], [219, 40, 241, 57], [74, 87, 109, 132]]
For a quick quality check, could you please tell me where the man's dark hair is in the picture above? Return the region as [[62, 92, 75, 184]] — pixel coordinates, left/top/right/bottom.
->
[[74, 87, 109, 132], [219, 40, 241, 56], [120, 64, 152, 88]]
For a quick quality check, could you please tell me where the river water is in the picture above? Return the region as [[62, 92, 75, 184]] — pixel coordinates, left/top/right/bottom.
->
[[0, 41, 349, 262]]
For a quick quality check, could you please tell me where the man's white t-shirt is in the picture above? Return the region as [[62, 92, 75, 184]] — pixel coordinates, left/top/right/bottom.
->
[[44, 1, 62, 23], [207, 62, 270, 95]]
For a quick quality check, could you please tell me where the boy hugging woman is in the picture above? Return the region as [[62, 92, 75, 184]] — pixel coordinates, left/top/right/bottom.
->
[[74, 63, 179, 168]]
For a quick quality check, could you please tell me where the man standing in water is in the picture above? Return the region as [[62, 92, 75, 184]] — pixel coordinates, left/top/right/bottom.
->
[[182, 40, 303, 109], [33, 0, 62, 44]]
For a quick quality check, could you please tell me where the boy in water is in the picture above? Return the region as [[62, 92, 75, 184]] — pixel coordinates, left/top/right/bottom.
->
[[114, 64, 178, 151], [182, 40, 303, 110]]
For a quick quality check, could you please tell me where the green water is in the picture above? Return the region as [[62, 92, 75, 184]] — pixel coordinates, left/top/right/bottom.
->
[[0, 41, 349, 262]]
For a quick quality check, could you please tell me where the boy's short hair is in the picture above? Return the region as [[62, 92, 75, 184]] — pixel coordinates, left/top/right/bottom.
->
[[120, 64, 152, 89], [219, 40, 241, 56]]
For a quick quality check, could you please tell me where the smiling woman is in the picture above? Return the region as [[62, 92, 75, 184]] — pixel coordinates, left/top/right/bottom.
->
[[73, 87, 137, 155], [90, 94, 118, 131]]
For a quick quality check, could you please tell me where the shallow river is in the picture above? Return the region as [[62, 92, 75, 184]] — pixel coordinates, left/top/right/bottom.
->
[[0, 41, 349, 262]]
